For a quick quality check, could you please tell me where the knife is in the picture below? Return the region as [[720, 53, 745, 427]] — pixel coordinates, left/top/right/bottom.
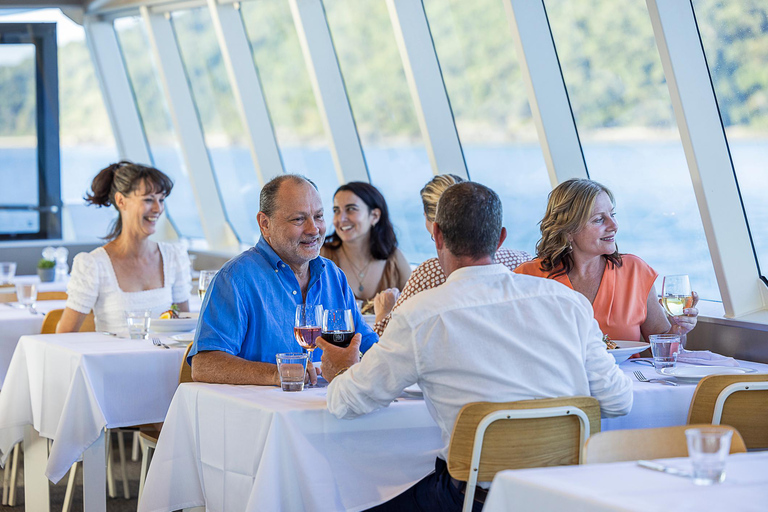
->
[[637, 460, 692, 478]]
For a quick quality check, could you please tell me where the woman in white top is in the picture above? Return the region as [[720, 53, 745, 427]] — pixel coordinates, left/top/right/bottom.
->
[[57, 161, 190, 334]]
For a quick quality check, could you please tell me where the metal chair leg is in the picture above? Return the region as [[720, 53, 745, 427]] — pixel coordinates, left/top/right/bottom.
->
[[131, 431, 140, 461], [117, 431, 130, 499], [62, 462, 78, 512], [106, 430, 116, 498], [7, 443, 20, 507]]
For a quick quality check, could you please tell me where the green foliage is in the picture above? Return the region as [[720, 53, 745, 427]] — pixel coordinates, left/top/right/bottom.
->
[[37, 258, 55, 269]]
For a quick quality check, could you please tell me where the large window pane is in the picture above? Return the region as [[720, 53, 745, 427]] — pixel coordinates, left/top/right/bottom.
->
[[172, 8, 261, 245], [545, 0, 721, 301], [0, 43, 39, 235], [423, 0, 550, 254], [240, 0, 338, 218], [693, 0, 768, 275], [115, 16, 205, 240], [324, 0, 433, 262]]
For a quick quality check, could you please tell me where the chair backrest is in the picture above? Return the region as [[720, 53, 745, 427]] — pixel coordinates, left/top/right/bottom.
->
[[0, 290, 68, 303], [447, 396, 600, 483], [41, 309, 96, 334], [179, 343, 194, 384], [688, 374, 768, 449], [583, 424, 747, 464]]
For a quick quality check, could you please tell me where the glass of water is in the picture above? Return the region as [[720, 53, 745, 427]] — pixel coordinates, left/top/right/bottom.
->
[[16, 283, 38, 313], [125, 310, 152, 339], [0, 262, 16, 285], [685, 427, 733, 485]]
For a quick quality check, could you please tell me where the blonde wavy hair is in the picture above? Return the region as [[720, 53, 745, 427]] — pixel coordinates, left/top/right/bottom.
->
[[536, 178, 622, 277], [420, 174, 465, 222]]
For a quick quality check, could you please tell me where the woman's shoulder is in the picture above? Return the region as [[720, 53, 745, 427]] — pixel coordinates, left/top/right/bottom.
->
[[513, 258, 546, 276], [72, 246, 107, 268], [616, 254, 658, 281]]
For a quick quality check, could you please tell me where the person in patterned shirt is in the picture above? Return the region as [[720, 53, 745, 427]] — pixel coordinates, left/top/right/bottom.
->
[[372, 174, 532, 336]]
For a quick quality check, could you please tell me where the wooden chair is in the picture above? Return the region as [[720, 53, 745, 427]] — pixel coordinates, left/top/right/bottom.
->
[[41, 309, 95, 334], [447, 396, 600, 512], [137, 342, 195, 506], [0, 290, 68, 303], [583, 424, 747, 464], [687, 373, 768, 450]]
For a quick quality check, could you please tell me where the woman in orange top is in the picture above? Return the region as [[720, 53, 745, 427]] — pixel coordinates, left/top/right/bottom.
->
[[515, 178, 698, 342]]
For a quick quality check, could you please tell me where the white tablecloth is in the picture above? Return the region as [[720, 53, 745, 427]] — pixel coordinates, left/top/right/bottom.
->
[[484, 451, 768, 511], [0, 275, 70, 294], [0, 332, 188, 482], [0, 300, 67, 389], [138, 383, 443, 512]]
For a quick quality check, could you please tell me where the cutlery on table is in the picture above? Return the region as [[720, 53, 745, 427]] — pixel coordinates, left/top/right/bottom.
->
[[637, 460, 691, 478], [630, 359, 654, 367], [151, 337, 170, 349], [633, 370, 677, 386]]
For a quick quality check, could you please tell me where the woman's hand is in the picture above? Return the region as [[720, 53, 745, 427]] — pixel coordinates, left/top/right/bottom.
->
[[373, 288, 400, 323], [668, 291, 699, 336]]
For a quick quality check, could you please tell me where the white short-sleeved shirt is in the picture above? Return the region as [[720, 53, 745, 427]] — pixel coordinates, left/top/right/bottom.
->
[[65, 242, 191, 333]]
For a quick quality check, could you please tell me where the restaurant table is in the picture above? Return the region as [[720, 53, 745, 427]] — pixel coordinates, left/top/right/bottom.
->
[[0, 332, 191, 512], [138, 383, 444, 512], [0, 299, 67, 389], [483, 451, 768, 511], [0, 275, 70, 295]]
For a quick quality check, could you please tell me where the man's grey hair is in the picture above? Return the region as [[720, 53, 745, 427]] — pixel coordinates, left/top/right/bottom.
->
[[434, 182, 503, 259], [259, 174, 318, 217]]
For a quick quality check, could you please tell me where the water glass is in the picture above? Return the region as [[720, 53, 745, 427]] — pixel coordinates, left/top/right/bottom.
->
[[685, 427, 733, 485], [0, 262, 16, 285], [649, 334, 680, 372], [125, 310, 151, 340], [16, 283, 37, 311], [276, 353, 308, 392]]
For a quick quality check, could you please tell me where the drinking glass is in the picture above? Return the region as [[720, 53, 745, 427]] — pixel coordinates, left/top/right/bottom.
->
[[685, 427, 733, 485], [15, 283, 37, 313], [0, 262, 16, 285], [649, 334, 680, 373], [662, 274, 692, 351], [198, 270, 217, 301], [125, 310, 151, 340], [321, 309, 355, 348], [276, 352, 308, 392], [294, 304, 323, 387]]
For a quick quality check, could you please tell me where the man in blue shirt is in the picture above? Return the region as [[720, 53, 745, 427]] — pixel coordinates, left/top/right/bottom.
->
[[189, 175, 378, 386]]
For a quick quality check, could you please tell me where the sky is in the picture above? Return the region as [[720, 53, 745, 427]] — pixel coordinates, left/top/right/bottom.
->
[[0, 8, 84, 65]]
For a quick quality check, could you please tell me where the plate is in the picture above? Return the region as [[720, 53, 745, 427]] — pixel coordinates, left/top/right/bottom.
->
[[170, 332, 195, 343], [150, 312, 199, 333], [609, 341, 650, 364], [658, 366, 757, 382]]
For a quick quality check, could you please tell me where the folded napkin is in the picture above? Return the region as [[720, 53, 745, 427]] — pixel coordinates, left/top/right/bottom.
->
[[677, 350, 739, 367]]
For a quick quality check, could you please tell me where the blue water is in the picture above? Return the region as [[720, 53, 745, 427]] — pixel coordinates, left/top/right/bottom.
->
[[2, 141, 767, 302]]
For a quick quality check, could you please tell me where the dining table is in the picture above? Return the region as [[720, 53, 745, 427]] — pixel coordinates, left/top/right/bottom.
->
[[482, 451, 768, 511]]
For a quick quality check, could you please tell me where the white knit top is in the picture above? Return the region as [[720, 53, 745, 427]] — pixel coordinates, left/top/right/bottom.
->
[[65, 242, 191, 333]]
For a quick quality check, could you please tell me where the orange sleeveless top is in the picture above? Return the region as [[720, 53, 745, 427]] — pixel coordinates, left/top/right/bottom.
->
[[514, 254, 658, 341]]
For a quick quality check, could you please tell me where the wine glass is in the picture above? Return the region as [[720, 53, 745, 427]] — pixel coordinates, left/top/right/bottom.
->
[[16, 283, 38, 314], [321, 309, 355, 348], [662, 274, 693, 351], [198, 270, 217, 301], [294, 304, 323, 386]]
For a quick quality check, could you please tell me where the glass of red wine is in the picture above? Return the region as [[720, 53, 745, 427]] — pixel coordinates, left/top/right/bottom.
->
[[322, 309, 355, 348], [294, 304, 323, 386]]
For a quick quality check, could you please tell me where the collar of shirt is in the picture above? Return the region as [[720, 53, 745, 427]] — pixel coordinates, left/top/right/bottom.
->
[[444, 263, 510, 283], [255, 236, 327, 293]]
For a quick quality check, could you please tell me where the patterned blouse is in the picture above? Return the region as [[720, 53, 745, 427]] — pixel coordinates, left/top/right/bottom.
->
[[372, 247, 533, 336]]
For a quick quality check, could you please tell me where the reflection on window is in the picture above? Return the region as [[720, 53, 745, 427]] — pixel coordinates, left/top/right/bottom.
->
[[0, 43, 39, 234], [423, 0, 550, 255], [115, 16, 205, 240], [545, 0, 721, 301], [693, 0, 768, 275], [324, 0, 433, 262], [240, 0, 337, 219]]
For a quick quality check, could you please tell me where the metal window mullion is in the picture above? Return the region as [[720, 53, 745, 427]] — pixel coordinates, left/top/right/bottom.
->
[[385, 0, 468, 179], [647, 0, 764, 317], [206, 0, 284, 185], [287, 0, 369, 184], [502, 0, 587, 186], [140, 6, 239, 250]]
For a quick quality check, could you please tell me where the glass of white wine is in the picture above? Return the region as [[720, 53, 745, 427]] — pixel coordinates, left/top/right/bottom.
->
[[661, 274, 693, 351], [198, 270, 217, 301]]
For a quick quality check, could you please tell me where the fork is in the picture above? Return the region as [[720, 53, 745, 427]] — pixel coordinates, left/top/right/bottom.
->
[[633, 370, 677, 386], [151, 337, 170, 349]]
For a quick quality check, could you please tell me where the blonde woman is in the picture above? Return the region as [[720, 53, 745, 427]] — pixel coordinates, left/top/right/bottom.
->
[[372, 175, 532, 335], [515, 178, 698, 341]]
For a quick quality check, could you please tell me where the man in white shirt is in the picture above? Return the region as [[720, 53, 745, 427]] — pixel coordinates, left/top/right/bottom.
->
[[317, 182, 633, 511]]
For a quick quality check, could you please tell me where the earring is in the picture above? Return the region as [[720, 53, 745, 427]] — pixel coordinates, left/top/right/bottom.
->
[[431, 235, 435, 241]]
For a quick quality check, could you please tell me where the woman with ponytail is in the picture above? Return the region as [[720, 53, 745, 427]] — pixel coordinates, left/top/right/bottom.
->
[[57, 161, 191, 334]]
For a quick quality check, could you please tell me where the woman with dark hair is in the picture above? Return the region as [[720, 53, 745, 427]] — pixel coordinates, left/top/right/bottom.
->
[[321, 182, 410, 312], [515, 178, 699, 342], [57, 161, 191, 334]]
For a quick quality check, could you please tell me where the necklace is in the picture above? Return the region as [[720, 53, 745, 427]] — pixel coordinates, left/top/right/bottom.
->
[[340, 244, 373, 293]]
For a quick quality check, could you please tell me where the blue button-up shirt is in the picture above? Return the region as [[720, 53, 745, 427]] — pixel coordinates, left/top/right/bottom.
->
[[188, 237, 378, 365]]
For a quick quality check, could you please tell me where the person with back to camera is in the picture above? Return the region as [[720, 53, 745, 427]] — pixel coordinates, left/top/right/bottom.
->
[[371, 174, 532, 336], [514, 178, 699, 342], [321, 181, 411, 314], [57, 161, 190, 334]]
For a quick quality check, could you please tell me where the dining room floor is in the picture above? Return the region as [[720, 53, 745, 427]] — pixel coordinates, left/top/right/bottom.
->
[[2, 434, 144, 512]]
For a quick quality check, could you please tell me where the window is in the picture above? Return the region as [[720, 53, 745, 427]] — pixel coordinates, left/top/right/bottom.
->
[[423, 0, 551, 255], [545, 0, 721, 300], [115, 16, 205, 239], [693, 0, 768, 277], [324, 0, 434, 262]]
